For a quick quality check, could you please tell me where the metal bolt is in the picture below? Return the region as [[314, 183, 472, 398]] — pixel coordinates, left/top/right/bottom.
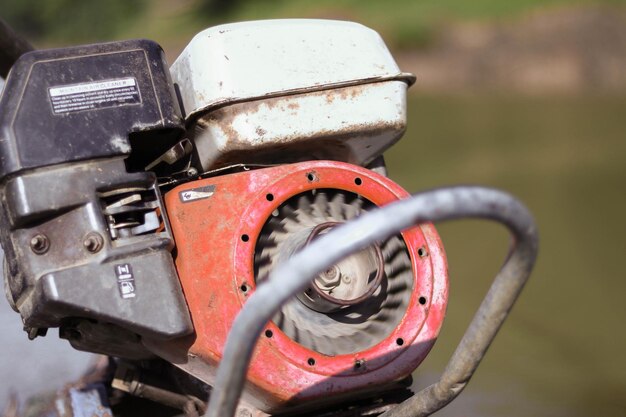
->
[[83, 232, 104, 253], [187, 167, 198, 177], [30, 234, 49, 254], [26, 326, 48, 340], [354, 359, 366, 370], [236, 409, 252, 417], [319, 265, 341, 284]]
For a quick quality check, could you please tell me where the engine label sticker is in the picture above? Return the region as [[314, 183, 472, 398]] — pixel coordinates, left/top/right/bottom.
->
[[48, 77, 141, 114], [179, 185, 216, 203], [115, 263, 136, 299]]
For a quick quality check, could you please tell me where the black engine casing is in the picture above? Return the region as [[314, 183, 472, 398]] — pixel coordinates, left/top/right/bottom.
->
[[0, 39, 193, 356]]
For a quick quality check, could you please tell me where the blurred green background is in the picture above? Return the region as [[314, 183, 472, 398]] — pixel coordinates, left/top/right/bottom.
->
[[1, 1, 625, 416]]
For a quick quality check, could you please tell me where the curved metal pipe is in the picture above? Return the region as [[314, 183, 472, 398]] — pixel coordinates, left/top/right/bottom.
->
[[203, 186, 539, 417], [0, 18, 33, 78]]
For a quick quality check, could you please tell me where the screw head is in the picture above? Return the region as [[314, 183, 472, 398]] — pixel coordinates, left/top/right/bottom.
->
[[83, 232, 104, 253], [319, 265, 341, 284], [30, 234, 49, 255], [354, 358, 366, 370], [236, 409, 252, 417]]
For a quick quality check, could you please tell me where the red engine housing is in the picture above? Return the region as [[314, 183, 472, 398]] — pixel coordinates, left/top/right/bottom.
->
[[162, 161, 448, 413]]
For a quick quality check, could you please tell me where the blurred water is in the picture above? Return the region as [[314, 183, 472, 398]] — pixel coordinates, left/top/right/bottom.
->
[[390, 94, 626, 417]]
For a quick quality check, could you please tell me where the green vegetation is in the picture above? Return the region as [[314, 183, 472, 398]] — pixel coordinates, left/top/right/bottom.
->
[[192, 0, 626, 49], [2, 0, 626, 49], [0, 0, 145, 45]]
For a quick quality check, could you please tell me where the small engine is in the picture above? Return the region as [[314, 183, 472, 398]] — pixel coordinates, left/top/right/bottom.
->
[[0, 20, 450, 416]]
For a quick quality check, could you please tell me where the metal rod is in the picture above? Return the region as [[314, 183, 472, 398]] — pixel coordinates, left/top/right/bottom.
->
[[0, 18, 34, 78], [203, 186, 539, 417]]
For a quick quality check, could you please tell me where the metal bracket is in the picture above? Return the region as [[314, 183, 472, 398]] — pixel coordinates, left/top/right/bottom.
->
[[112, 362, 206, 417]]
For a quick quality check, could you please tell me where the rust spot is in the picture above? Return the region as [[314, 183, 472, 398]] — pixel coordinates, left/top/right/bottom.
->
[[193, 82, 404, 169], [207, 292, 218, 310]]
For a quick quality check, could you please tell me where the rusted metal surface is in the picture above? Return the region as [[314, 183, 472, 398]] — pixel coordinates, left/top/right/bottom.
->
[[203, 186, 538, 417], [191, 81, 408, 171], [170, 14, 415, 176], [112, 364, 206, 417], [160, 161, 448, 415], [170, 20, 414, 121]]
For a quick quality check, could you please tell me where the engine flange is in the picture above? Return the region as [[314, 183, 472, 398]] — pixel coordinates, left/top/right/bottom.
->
[[161, 160, 448, 414]]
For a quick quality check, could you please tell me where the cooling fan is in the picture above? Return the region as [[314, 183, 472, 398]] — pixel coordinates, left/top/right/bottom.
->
[[255, 189, 414, 357]]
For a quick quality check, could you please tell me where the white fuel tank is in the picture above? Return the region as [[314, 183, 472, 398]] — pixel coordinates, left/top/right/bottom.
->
[[171, 19, 415, 171]]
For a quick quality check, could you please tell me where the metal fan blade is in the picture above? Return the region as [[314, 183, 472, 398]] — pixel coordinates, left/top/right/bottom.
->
[[254, 189, 414, 356]]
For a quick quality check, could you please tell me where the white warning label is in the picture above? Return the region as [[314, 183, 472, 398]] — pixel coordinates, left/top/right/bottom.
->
[[49, 77, 141, 114]]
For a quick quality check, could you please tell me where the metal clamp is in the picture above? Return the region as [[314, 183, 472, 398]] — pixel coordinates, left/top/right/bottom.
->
[[203, 186, 539, 417]]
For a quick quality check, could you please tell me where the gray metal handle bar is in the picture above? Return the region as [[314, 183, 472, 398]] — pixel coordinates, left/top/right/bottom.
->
[[204, 186, 539, 417]]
